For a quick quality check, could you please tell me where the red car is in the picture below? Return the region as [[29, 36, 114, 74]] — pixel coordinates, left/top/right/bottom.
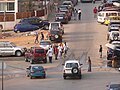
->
[[25, 47, 47, 64]]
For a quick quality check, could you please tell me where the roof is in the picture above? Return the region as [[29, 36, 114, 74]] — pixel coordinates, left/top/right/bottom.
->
[[65, 60, 79, 63], [98, 11, 119, 13]]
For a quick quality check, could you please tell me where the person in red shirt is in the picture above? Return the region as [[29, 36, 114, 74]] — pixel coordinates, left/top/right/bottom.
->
[[53, 44, 59, 60], [93, 7, 98, 18]]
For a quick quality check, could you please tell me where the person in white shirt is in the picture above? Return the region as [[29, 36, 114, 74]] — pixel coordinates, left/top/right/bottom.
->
[[47, 48, 53, 63], [58, 43, 64, 59], [63, 42, 69, 57], [78, 9, 81, 20]]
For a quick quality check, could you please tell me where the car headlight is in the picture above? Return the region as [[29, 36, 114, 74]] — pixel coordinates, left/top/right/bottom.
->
[[55, 35, 58, 38]]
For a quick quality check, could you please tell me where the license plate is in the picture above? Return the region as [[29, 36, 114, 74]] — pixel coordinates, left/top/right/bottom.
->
[[59, 17, 63, 19]]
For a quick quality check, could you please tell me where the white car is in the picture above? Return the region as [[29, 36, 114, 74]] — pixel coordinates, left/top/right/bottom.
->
[[109, 31, 120, 41], [62, 1, 74, 9], [0, 41, 26, 56], [39, 40, 52, 50], [63, 60, 82, 79]]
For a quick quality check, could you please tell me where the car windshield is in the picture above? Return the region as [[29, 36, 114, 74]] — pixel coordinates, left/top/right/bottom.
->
[[109, 29, 119, 32], [50, 31, 60, 34], [10, 42, 16, 47], [63, 3, 71, 5], [110, 84, 120, 90], [35, 49, 45, 53], [110, 22, 120, 25], [56, 14, 64, 17], [51, 23, 59, 28], [66, 63, 78, 68], [32, 66, 43, 71], [40, 42, 51, 45]]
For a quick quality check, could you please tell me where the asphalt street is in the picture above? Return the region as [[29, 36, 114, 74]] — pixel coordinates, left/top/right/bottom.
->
[[0, 1, 120, 90]]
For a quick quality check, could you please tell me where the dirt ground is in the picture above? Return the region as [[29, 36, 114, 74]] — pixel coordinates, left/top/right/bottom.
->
[[0, 30, 49, 48]]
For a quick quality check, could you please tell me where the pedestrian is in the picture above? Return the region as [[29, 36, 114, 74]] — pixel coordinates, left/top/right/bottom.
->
[[34, 31, 39, 44], [47, 48, 53, 63], [58, 43, 64, 59], [87, 56, 92, 72], [78, 9, 81, 20], [73, 8, 77, 20], [63, 42, 69, 58], [99, 45, 102, 58], [93, 7, 98, 18], [53, 44, 59, 60], [40, 32, 44, 40]]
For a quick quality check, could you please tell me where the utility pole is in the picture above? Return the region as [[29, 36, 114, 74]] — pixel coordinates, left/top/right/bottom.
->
[[1, 61, 4, 90]]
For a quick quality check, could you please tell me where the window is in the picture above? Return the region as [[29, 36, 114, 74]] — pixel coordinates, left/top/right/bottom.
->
[[0, 3, 5, 11], [7, 2, 14, 11], [66, 63, 78, 68]]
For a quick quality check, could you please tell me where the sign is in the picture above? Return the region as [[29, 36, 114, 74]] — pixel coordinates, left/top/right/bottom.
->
[[0, 62, 6, 69]]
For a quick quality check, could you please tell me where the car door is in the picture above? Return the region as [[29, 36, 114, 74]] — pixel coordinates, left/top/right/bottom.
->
[[3, 43, 14, 56], [0, 43, 5, 56]]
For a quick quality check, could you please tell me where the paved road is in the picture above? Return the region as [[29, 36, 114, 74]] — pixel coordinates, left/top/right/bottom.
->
[[0, 1, 120, 90]]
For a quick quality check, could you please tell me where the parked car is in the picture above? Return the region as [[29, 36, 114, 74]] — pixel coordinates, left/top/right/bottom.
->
[[55, 12, 69, 24], [58, 5, 73, 16], [106, 83, 120, 90], [106, 43, 120, 60], [14, 17, 49, 33], [25, 47, 47, 64], [108, 31, 120, 42], [63, 60, 82, 79], [14, 23, 40, 33], [48, 30, 62, 43], [26, 65, 46, 79], [62, 1, 74, 10], [59, 8, 72, 21], [0, 41, 26, 56], [39, 40, 52, 51], [49, 22, 64, 34]]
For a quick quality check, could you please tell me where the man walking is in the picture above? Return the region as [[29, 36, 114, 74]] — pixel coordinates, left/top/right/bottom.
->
[[87, 56, 91, 72], [47, 48, 53, 63], [93, 7, 98, 18], [99, 45, 103, 58], [53, 44, 59, 60], [34, 32, 39, 44], [73, 8, 77, 20], [78, 9, 81, 20], [40, 32, 44, 40]]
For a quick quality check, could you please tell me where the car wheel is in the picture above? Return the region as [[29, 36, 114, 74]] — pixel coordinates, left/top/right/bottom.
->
[[43, 75, 46, 79], [15, 51, 22, 57], [63, 76, 66, 79], [71, 67, 79, 74], [43, 58, 47, 63]]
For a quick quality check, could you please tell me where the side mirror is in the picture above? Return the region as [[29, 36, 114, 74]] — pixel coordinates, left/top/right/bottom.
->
[[80, 64, 83, 66]]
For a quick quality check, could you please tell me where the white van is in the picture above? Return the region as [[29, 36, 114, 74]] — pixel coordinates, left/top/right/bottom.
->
[[97, 11, 120, 24]]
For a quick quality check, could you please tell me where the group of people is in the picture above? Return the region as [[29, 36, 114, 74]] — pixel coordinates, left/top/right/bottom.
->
[[73, 8, 82, 20], [46, 42, 69, 63], [73, 7, 98, 20], [34, 32, 44, 44]]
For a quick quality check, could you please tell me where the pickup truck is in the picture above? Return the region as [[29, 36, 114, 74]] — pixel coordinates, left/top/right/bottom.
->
[[25, 47, 47, 64]]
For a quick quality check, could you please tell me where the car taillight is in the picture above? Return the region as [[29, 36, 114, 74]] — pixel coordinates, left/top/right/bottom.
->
[[31, 72, 34, 74]]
